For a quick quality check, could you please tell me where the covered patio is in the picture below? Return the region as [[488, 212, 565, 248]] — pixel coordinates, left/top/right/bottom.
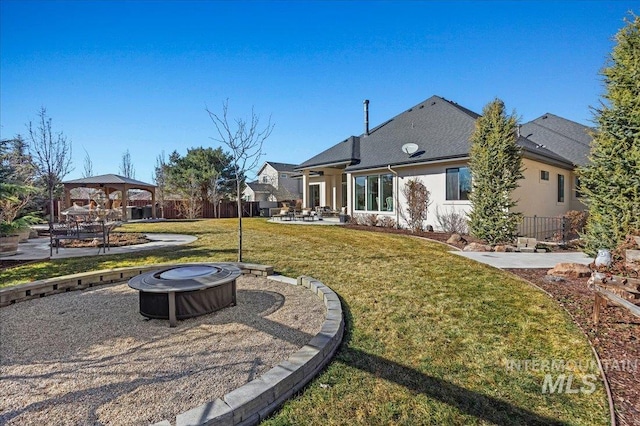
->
[[62, 174, 157, 221]]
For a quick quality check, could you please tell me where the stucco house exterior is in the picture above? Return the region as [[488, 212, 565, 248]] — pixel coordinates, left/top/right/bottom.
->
[[243, 162, 302, 202], [296, 95, 591, 229]]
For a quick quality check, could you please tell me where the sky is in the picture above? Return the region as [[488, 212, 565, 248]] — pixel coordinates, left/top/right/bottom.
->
[[0, 1, 635, 183]]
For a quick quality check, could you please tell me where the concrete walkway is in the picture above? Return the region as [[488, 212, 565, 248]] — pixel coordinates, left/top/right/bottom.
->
[[3, 233, 197, 261], [452, 251, 593, 269]]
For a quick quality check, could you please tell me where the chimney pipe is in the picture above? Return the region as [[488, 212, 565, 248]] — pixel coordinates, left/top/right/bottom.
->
[[363, 99, 370, 136], [516, 124, 521, 138]]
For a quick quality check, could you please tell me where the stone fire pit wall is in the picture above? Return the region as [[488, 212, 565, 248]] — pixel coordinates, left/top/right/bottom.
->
[[0, 265, 345, 426]]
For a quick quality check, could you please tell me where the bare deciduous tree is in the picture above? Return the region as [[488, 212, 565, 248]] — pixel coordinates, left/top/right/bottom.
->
[[82, 147, 94, 178], [119, 149, 135, 179], [206, 100, 274, 261], [152, 151, 167, 218], [26, 107, 73, 255]]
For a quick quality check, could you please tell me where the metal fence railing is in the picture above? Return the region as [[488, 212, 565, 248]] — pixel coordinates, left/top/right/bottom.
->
[[517, 215, 570, 243]]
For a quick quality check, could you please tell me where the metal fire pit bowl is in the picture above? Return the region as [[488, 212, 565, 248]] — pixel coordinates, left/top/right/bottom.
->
[[128, 263, 241, 327]]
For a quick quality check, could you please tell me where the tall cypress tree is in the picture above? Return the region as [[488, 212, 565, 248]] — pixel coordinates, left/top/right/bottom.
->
[[578, 15, 640, 255], [468, 99, 524, 245]]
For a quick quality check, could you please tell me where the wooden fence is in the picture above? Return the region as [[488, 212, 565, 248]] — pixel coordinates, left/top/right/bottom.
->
[[52, 199, 261, 220]]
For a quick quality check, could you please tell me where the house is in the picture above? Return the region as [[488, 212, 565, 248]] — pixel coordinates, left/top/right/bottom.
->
[[243, 162, 302, 203], [296, 95, 591, 229]]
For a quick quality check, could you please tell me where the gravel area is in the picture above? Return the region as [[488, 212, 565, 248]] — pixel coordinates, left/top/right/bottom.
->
[[0, 275, 325, 425]]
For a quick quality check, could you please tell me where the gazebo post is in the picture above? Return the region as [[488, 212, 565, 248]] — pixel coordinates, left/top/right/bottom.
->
[[122, 184, 128, 221]]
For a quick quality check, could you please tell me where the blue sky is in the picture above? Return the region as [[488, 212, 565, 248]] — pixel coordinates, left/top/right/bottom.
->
[[0, 1, 634, 182]]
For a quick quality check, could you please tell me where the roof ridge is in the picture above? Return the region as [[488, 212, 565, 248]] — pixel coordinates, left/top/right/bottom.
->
[[526, 120, 592, 147]]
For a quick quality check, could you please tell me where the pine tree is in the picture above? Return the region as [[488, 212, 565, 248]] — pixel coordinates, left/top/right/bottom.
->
[[578, 15, 640, 255], [467, 99, 523, 245]]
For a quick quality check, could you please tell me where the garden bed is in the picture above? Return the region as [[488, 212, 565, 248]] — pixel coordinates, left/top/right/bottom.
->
[[507, 268, 640, 425], [54, 232, 150, 248]]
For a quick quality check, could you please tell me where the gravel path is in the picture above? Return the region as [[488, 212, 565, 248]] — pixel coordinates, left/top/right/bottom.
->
[[0, 276, 325, 425]]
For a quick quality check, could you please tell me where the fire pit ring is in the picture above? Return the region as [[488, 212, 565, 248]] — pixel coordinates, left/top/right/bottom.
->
[[128, 263, 241, 327]]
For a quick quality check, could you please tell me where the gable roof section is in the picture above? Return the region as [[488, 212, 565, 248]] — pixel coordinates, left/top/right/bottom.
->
[[259, 161, 299, 174], [246, 182, 275, 193], [298, 96, 587, 173], [298, 136, 361, 169], [346, 95, 479, 171], [520, 113, 592, 166]]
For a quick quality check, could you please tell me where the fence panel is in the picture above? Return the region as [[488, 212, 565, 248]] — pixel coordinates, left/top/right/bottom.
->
[[517, 215, 569, 242]]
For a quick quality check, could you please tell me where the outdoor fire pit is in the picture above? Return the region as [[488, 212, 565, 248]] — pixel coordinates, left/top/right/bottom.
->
[[128, 263, 241, 327]]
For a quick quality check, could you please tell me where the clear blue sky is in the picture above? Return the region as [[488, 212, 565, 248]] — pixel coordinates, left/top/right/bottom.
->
[[0, 1, 634, 182]]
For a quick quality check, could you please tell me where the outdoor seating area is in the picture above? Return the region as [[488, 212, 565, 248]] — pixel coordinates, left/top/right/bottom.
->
[[51, 203, 122, 254]]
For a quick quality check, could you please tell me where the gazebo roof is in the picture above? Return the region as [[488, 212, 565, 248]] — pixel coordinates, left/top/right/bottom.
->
[[63, 174, 155, 188]]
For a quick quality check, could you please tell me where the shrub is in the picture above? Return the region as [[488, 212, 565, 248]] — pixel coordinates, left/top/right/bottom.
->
[[435, 206, 469, 234]]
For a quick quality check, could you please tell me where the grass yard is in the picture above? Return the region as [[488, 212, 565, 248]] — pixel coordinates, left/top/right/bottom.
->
[[0, 219, 609, 425]]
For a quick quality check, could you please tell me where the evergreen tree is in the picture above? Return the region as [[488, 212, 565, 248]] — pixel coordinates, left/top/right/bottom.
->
[[578, 15, 640, 255], [467, 99, 523, 245]]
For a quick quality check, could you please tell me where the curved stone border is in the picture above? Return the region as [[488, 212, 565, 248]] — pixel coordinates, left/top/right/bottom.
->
[[0, 265, 344, 426]]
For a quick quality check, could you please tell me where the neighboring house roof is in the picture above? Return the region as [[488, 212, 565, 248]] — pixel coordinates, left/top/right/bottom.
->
[[246, 182, 276, 193], [257, 161, 299, 176], [63, 174, 155, 188], [520, 113, 593, 167], [298, 95, 591, 172]]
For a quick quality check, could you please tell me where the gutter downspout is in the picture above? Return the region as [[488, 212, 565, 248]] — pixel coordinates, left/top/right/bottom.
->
[[387, 165, 399, 229]]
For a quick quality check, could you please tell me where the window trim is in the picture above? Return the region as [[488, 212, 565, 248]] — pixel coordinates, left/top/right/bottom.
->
[[557, 174, 565, 203], [446, 167, 471, 201], [540, 170, 550, 181]]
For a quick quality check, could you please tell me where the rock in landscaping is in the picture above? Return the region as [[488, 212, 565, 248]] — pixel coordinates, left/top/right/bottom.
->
[[547, 262, 591, 278], [463, 242, 492, 252], [447, 233, 463, 244], [494, 245, 516, 253], [544, 275, 566, 283]]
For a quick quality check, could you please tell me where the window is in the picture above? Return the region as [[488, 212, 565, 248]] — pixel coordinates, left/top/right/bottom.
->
[[354, 174, 394, 211], [540, 170, 549, 181], [446, 167, 471, 200], [557, 174, 565, 203], [575, 177, 581, 199], [280, 173, 288, 178], [355, 176, 366, 210], [261, 176, 268, 184]]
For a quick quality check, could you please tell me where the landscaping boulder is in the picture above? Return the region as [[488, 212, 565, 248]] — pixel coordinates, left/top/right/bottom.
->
[[447, 233, 463, 245], [547, 263, 591, 278], [494, 245, 515, 253], [463, 242, 492, 252]]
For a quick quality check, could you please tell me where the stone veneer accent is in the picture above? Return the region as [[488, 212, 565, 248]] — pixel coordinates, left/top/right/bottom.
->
[[0, 264, 344, 426]]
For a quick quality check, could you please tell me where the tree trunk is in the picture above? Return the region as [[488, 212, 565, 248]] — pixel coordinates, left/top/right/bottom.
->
[[237, 180, 242, 262], [49, 185, 54, 257]]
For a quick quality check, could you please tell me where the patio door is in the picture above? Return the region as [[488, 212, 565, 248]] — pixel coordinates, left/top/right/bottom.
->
[[309, 184, 320, 208]]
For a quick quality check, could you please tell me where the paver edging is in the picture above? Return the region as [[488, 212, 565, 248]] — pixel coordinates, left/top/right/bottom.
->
[[2, 263, 344, 426], [171, 274, 343, 426]]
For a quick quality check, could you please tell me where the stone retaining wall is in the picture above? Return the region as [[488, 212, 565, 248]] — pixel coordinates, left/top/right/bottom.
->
[[0, 262, 272, 307]]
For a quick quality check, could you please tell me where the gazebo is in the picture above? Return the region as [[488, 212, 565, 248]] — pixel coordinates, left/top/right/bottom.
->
[[62, 174, 157, 221]]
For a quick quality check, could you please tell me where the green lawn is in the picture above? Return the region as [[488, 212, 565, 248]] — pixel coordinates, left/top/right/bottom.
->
[[0, 219, 609, 425]]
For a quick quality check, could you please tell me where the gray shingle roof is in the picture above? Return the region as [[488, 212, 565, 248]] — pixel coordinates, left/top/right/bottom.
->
[[346, 96, 479, 171], [298, 136, 360, 169], [63, 174, 155, 187], [520, 113, 592, 166], [246, 182, 275, 193], [298, 96, 589, 172], [266, 162, 298, 172]]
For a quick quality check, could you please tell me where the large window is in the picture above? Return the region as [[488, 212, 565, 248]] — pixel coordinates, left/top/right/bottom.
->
[[354, 174, 394, 211], [557, 174, 565, 203], [446, 167, 471, 200]]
